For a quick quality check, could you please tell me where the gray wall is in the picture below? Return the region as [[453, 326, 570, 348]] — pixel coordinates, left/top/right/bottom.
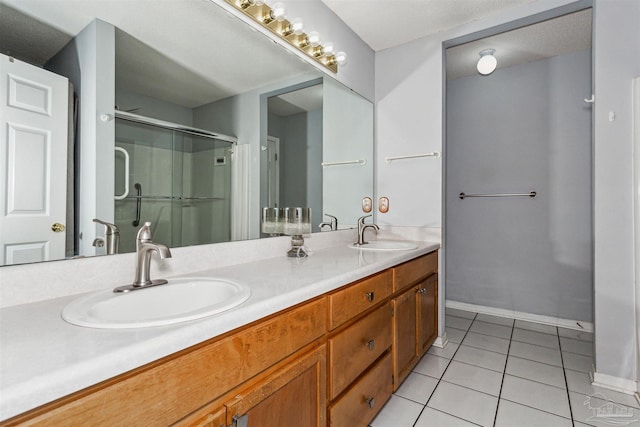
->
[[445, 50, 593, 322]]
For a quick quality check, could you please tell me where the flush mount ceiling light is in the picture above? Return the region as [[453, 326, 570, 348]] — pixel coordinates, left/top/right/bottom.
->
[[477, 49, 497, 75], [223, 0, 347, 73]]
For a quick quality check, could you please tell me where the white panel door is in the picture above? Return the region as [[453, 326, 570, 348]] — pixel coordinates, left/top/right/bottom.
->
[[0, 54, 69, 265]]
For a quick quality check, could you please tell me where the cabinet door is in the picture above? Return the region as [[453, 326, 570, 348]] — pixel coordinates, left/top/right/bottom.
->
[[417, 274, 438, 356], [225, 345, 326, 427], [392, 286, 418, 389]]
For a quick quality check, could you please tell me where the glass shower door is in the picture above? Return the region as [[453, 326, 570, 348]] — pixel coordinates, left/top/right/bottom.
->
[[114, 116, 233, 254]]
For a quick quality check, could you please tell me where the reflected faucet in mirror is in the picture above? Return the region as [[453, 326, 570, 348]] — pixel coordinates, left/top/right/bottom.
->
[[319, 214, 338, 231], [92, 218, 120, 255], [114, 222, 172, 293]]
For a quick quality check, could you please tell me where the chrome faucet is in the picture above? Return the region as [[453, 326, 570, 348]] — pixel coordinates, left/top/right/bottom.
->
[[113, 222, 172, 293], [319, 214, 338, 231], [355, 215, 379, 246], [92, 218, 120, 255]]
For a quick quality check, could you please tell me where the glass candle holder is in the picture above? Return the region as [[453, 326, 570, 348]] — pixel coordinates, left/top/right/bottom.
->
[[261, 207, 283, 235], [283, 207, 311, 257]]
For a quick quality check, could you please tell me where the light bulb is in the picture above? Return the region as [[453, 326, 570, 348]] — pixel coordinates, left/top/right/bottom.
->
[[271, 2, 287, 21], [477, 49, 497, 75], [322, 42, 334, 56], [291, 17, 304, 35], [335, 51, 347, 66], [308, 31, 321, 47]]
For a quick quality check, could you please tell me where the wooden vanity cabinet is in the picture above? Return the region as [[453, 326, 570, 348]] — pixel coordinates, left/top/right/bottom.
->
[[391, 252, 438, 390], [4, 251, 439, 427]]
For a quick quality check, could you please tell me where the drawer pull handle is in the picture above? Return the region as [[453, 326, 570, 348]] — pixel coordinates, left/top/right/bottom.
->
[[366, 397, 376, 408], [365, 292, 375, 302], [417, 287, 427, 295], [366, 339, 375, 351]]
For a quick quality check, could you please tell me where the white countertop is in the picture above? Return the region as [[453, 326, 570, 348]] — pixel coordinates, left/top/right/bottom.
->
[[0, 241, 439, 421]]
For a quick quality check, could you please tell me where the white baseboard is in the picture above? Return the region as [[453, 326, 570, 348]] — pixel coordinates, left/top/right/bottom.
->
[[445, 300, 594, 332], [433, 333, 448, 349], [592, 372, 638, 395]]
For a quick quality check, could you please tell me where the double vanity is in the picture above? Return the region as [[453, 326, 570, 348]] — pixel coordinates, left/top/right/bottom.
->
[[0, 234, 440, 426]]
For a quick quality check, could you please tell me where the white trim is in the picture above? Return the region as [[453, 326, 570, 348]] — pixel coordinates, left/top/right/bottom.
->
[[445, 300, 594, 332], [592, 372, 638, 395], [633, 76, 640, 394], [432, 333, 448, 349]]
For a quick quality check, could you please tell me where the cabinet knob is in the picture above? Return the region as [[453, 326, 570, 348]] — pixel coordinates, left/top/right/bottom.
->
[[365, 339, 375, 351], [365, 291, 375, 302], [366, 397, 376, 408], [417, 287, 426, 295]]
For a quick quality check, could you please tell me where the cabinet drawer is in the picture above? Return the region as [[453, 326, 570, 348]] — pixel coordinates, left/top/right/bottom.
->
[[393, 251, 437, 292], [328, 270, 392, 330], [328, 303, 392, 399], [329, 352, 392, 427]]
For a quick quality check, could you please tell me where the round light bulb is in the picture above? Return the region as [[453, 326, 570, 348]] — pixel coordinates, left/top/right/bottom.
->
[[477, 49, 497, 75], [308, 31, 321, 47], [271, 2, 286, 21], [291, 17, 304, 35], [323, 42, 334, 56], [335, 51, 347, 66]]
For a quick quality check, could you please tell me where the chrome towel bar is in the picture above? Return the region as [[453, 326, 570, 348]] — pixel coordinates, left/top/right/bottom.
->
[[459, 191, 537, 200]]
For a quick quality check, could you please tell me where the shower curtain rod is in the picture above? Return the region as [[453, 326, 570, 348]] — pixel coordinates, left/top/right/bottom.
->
[[114, 110, 238, 144]]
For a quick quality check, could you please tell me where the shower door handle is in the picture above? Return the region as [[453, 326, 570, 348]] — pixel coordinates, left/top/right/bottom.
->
[[132, 183, 142, 226], [114, 147, 130, 200]]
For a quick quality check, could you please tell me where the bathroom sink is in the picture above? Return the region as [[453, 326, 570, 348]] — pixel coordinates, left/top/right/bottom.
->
[[350, 240, 418, 251], [61, 277, 251, 329]]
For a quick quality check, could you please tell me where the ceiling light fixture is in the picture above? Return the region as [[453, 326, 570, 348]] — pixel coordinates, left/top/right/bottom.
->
[[477, 49, 497, 75], [223, 0, 345, 73]]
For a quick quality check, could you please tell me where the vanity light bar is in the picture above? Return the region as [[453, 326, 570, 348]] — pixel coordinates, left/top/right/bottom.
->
[[223, 0, 339, 73]]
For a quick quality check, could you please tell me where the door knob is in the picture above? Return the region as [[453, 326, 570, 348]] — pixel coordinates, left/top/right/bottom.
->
[[51, 222, 66, 233]]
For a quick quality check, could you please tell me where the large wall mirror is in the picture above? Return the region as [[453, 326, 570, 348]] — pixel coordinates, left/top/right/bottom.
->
[[0, 0, 373, 266]]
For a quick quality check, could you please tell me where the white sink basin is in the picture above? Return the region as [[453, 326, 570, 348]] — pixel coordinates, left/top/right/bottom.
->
[[350, 240, 418, 251], [62, 277, 251, 329]]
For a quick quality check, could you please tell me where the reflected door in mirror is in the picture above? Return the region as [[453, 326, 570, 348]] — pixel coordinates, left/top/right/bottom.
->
[[0, 54, 69, 266]]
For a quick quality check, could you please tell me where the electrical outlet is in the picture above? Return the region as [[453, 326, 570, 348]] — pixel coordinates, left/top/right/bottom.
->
[[362, 197, 373, 213], [378, 197, 389, 213]]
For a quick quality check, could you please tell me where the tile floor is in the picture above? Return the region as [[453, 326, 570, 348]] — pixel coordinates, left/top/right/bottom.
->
[[370, 307, 640, 427]]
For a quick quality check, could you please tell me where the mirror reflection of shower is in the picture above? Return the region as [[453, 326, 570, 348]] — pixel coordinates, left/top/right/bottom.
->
[[114, 112, 236, 253]]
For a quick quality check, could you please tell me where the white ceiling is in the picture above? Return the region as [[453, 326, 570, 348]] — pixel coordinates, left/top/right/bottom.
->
[[446, 9, 592, 80], [321, 0, 591, 80], [1, 0, 593, 104], [320, 0, 538, 52]]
